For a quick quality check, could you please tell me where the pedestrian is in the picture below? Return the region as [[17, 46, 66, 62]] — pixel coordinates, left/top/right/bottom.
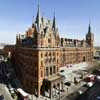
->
[[0, 95, 4, 100], [67, 88, 68, 93]]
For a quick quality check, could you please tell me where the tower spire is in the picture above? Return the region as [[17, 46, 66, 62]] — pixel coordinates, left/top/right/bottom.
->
[[36, 0, 41, 32], [88, 19, 91, 33], [38, 0, 40, 12], [52, 10, 56, 31]]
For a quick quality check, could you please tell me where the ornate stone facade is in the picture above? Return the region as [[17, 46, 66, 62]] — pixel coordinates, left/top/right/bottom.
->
[[12, 4, 94, 97]]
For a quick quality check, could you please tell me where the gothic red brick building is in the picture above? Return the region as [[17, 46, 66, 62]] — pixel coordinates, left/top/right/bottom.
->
[[12, 3, 94, 98]]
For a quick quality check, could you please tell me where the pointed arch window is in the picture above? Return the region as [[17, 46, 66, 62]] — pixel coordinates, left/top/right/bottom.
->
[[48, 38, 51, 43], [41, 70, 43, 77]]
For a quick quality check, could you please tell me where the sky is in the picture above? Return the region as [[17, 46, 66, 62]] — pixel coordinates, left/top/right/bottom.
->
[[0, 0, 100, 46]]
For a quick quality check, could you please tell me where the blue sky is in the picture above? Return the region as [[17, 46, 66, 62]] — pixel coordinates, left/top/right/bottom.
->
[[0, 0, 100, 46]]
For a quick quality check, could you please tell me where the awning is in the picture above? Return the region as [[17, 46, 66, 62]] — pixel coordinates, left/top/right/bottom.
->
[[47, 74, 63, 82]]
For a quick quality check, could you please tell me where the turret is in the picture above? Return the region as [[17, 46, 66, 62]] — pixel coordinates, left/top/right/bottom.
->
[[82, 39, 86, 47], [16, 34, 21, 45], [16, 34, 19, 44]]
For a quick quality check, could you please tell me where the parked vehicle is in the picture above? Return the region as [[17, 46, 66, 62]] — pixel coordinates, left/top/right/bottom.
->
[[96, 96, 100, 100], [92, 69, 100, 75], [87, 82, 94, 87], [96, 75, 100, 80], [77, 90, 83, 95], [60, 70, 64, 73], [64, 82, 71, 86], [84, 74, 96, 82], [77, 86, 87, 95]]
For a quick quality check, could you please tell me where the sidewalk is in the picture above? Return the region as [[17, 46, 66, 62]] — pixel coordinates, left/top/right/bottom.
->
[[0, 84, 13, 100], [60, 81, 86, 100]]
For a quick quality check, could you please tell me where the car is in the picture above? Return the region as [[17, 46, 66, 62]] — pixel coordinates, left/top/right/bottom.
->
[[60, 70, 64, 73], [92, 69, 100, 75], [96, 76, 100, 80], [84, 74, 96, 82], [60, 89, 64, 92], [77, 87, 87, 95], [87, 82, 94, 87], [83, 84, 88, 88], [97, 96, 100, 100], [78, 90, 83, 95], [64, 82, 71, 86]]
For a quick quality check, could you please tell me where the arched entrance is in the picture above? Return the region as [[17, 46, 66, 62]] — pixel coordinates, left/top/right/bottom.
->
[[40, 79, 50, 96], [83, 56, 86, 62]]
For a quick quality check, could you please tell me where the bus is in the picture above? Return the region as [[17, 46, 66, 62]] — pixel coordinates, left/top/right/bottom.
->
[[16, 88, 29, 100]]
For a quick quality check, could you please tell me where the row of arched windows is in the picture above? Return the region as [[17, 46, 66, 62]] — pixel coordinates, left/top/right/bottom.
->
[[46, 66, 56, 77]]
